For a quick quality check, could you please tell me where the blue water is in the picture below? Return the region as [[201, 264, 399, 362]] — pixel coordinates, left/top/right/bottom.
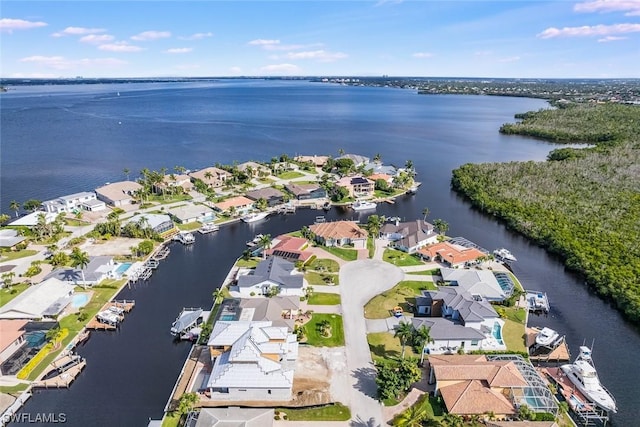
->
[[492, 321, 504, 345], [115, 262, 132, 275], [71, 293, 89, 308], [219, 314, 236, 321]]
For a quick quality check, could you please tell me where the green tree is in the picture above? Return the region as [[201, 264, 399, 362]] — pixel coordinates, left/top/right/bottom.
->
[[422, 207, 430, 222], [412, 325, 434, 363], [441, 413, 464, 427], [259, 234, 272, 259], [123, 167, 130, 181], [432, 219, 449, 235], [517, 404, 535, 421], [212, 288, 223, 304], [394, 321, 414, 359], [0, 213, 10, 224], [1, 272, 16, 289], [393, 403, 426, 427], [367, 214, 383, 238], [10, 200, 20, 218], [50, 251, 70, 267], [137, 240, 155, 256], [177, 392, 198, 415], [22, 199, 42, 212], [70, 247, 90, 288], [375, 358, 421, 400]]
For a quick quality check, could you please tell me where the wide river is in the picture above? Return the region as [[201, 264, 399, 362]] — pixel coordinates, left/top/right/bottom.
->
[[2, 80, 638, 426]]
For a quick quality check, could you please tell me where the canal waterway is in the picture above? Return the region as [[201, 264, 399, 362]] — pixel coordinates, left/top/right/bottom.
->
[[3, 81, 638, 426]]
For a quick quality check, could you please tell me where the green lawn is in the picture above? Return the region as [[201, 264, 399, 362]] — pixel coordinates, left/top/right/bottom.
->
[[277, 171, 305, 180], [276, 403, 351, 421], [235, 257, 260, 268], [257, 177, 275, 184], [364, 280, 436, 319], [368, 332, 418, 361], [502, 319, 527, 353], [304, 271, 339, 286], [0, 283, 31, 307], [0, 249, 38, 262], [161, 412, 181, 427], [307, 258, 340, 272], [147, 193, 193, 204], [406, 268, 440, 275], [308, 292, 341, 305], [64, 218, 91, 226], [391, 394, 446, 423], [367, 236, 375, 258], [177, 222, 202, 231], [303, 314, 345, 347], [320, 246, 357, 261], [383, 249, 423, 266], [0, 383, 29, 394]]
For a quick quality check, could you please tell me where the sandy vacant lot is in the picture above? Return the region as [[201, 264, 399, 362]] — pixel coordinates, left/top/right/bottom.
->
[[292, 345, 350, 406], [81, 237, 144, 257]]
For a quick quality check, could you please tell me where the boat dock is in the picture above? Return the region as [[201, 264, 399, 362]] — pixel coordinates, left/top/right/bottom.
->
[[33, 354, 87, 389], [527, 327, 570, 362], [525, 290, 550, 313], [153, 245, 171, 260], [539, 366, 610, 426], [86, 300, 135, 330]]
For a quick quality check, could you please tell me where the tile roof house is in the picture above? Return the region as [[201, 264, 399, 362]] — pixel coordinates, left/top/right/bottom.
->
[[95, 181, 143, 207], [336, 153, 370, 167], [234, 257, 305, 297], [336, 176, 374, 198], [192, 407, 275, 427], [309, 220, 368, 250], [440, 268, 507, 301], [284, 183, 326, 200], [238, 296, 300, 330], [0, 278, 75, 319], [205, 321, 298, 401], [264, 235, 313, 262], [381, 220, 438, 253], [245, 188, 285, 207], [413, 286, 505, 354], [418, 241, 486, 268], [44, 256, 115, 287], [154, 174, 194, 194], [213, 196, 254, 215], [427, 354, 527, 417], [368, 173, 394, 185], [237, 161, 271, 177], [0, 320, 28, 375], [294, 155, 329, 167], [189, 167, 231, 188]]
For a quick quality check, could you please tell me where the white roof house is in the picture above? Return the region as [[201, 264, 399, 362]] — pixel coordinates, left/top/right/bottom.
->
[[42, 191, 102, 214], [0, 278, 75, 319], [206, 321, 298, 401], [440, 268, 506, 301], [167, 204, 216, 224], [194, 407, 274, 427], [9, 211, 57, 227], [124, 213, 175, 235], [0, 229, 27, 249]]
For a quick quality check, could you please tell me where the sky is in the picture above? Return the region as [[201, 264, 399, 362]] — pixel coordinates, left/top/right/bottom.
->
[[1, 1, 639, 79]]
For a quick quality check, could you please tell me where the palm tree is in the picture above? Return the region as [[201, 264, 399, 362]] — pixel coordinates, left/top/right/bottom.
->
[[123, 167, 130, 181], [70, 247, 90, 289], [373, 153, 382, 163], [259, 234, 272, 258], [393, 404, 427, 427], [174, 165, 186, 175], [318, 319, 332, 337], [422, 207, 430, 222], [212, 288, 223, 304], [367, 214, 383, 238], [441, 413, 464, 427], [1, 272, 16, 290], [338, 148, 345, 156], [433, 219, 449, 235], [413, 325, 434, 363], [394, 321, 414, 359], [0, 214, 9, 225], [10, 200, 20, 218], [204, 170, 214, 185]]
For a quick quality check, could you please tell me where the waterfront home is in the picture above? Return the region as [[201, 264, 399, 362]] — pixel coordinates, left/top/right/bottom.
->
[[427, 354, 527, 417], [440, 268, 507, 301], [189, 167, 230, 189], [294, 155, 329, 167], [284, 183, 326, 200], [153, 174, 193, 194], [380, 219, 438, 253], [309, 220, 367, 249], [336, 153, 370, 167], [0, 320, 28, 375], [44, 256, 115, 287], [0, 229, 26, 250], [95, 181, 143, 207], [238, 296, 300, 330], [234, 257, 304, 297], [245, 187, 285, 207], [167, 204, 216, 224], [9, 211, 57, 228], [213, 196, 254, 216], [264, 235, 313, 262], [189, 407, 275, 427], [41, 191, 105, 214], [413, 286, 506, 354], [0, 277, 75, 319], [336, 176, 375, 198], [368, 173, 394, 186], [124, 213, 176, 238], [205, 320, 298, 401], [237, 161, 270, 178], [418, 241, 486, 268], [364, 162, 398, 176]]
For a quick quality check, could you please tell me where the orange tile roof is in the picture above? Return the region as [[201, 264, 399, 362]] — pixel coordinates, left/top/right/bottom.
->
[[265, 235, 313, 261], [418, 241, 485, 265], [369, 173, 392, 182], [440, 379, 516, 415], [0, 319, 28, 352], [214, 196, 254, 211], [309, 221, 367, 240]]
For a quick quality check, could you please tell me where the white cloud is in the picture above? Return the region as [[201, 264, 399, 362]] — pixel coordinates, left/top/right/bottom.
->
[[174, 64, 200, 70], [11, 72, 58, 78], [248, 39, 280, 46], [284, 50, 348, 62], [229, 66, 243, 74], [52, 26, 106, 37], [498, 56, 521, 63], [598, 35, 628, 42], [0, 18, 47, 33], [131, 30, 171, 41], [260, 63, 301, 74], [474, 50, 493, 56], [574, 1, 640, 16], [20, 55, 126, 70], [537, 23, 640, 38], [412, 52, 433, 58], [165, 48, 193, 54], [79, 34, 114, 44], [248, 39, 322, 51], [179, 32, 213, 40], [98, 42, 145, 52]]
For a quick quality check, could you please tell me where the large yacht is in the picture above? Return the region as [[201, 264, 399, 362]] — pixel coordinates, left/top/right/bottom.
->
[[560, 346, 617, 413], [493, 248, 517, 262], [535, 327, 560, 348], [351, 200, 377, 211], [241, 211, 269, 223]]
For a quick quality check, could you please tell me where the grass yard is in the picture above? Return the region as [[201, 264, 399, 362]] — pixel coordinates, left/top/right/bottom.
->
[[0, 283, 31, 307], [258, 177, 275, 184], [383, 249, 423, 266], [277, 171, 305, 180], [307, 292, 341, 305], [235, 257, 260, 268], [307, 258, 340, 273], [368, 332, 418, 361], [276, 403, 351, 421], [161, 412, 181, 427], [0, 383, 29, 394], [364, 280, 436, 319], [303, 314, 345, 347], [406, 268, 440, 275], [391, 394, 446, 422], [177, 222, 201, 231], [320, 246, 357, 261], [304, 271, 339, 286], [0, 249, 38, 262], [502, 318, 527, 353]]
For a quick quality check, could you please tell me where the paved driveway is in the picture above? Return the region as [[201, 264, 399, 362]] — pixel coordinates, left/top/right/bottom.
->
[[339, 259, 404, 427]]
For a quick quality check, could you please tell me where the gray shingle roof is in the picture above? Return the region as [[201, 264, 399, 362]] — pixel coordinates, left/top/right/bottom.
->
[[380, 220, 437, 248], [236, 258, 303, 289], [412, 317, 486, 340]]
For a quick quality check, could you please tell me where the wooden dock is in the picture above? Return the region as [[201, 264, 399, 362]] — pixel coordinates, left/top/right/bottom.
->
[[33, 360, 86, 389], [86, 300, 135, 330], [153, 246, 170, 260], [527, 328, 571, 362]]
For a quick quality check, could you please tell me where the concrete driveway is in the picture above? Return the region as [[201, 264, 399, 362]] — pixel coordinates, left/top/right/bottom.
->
[[339, 259, 404, 427]]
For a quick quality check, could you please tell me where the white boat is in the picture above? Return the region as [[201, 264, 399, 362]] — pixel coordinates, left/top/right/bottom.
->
[[198, 223, 219, 234], [535, 327, 560, 348], [560, 346, 617, 413], [174, 232, 195, 244], [96, 310, 120, 326], [493, 248, 517, 262], [246, 233, 264, 247], [352, 200, 377, 211], [241, 211, 269, 223]]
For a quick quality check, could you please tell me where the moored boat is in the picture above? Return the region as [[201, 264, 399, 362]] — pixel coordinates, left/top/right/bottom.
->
[[198, 223, 219, 234], [241, 211, 269, 223], [560, 346, 617, 413], [174, 232, 195, 244], [493, 248, 517, 262], [352, 200, 377, 211], [535, 327, 560, 348], [170, 308, 204, 337]]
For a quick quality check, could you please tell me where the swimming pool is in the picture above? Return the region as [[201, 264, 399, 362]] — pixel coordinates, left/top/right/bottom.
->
[[220, 314, 236, 321], [115, 262, 132, 275], [72, 293, 89, 308], [492, 321, 504, 345], [493, 272, 515, 295]]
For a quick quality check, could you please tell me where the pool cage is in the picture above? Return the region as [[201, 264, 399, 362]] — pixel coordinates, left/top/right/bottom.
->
[[487, 354, 558, 416], [493, 272, 516, 297]]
